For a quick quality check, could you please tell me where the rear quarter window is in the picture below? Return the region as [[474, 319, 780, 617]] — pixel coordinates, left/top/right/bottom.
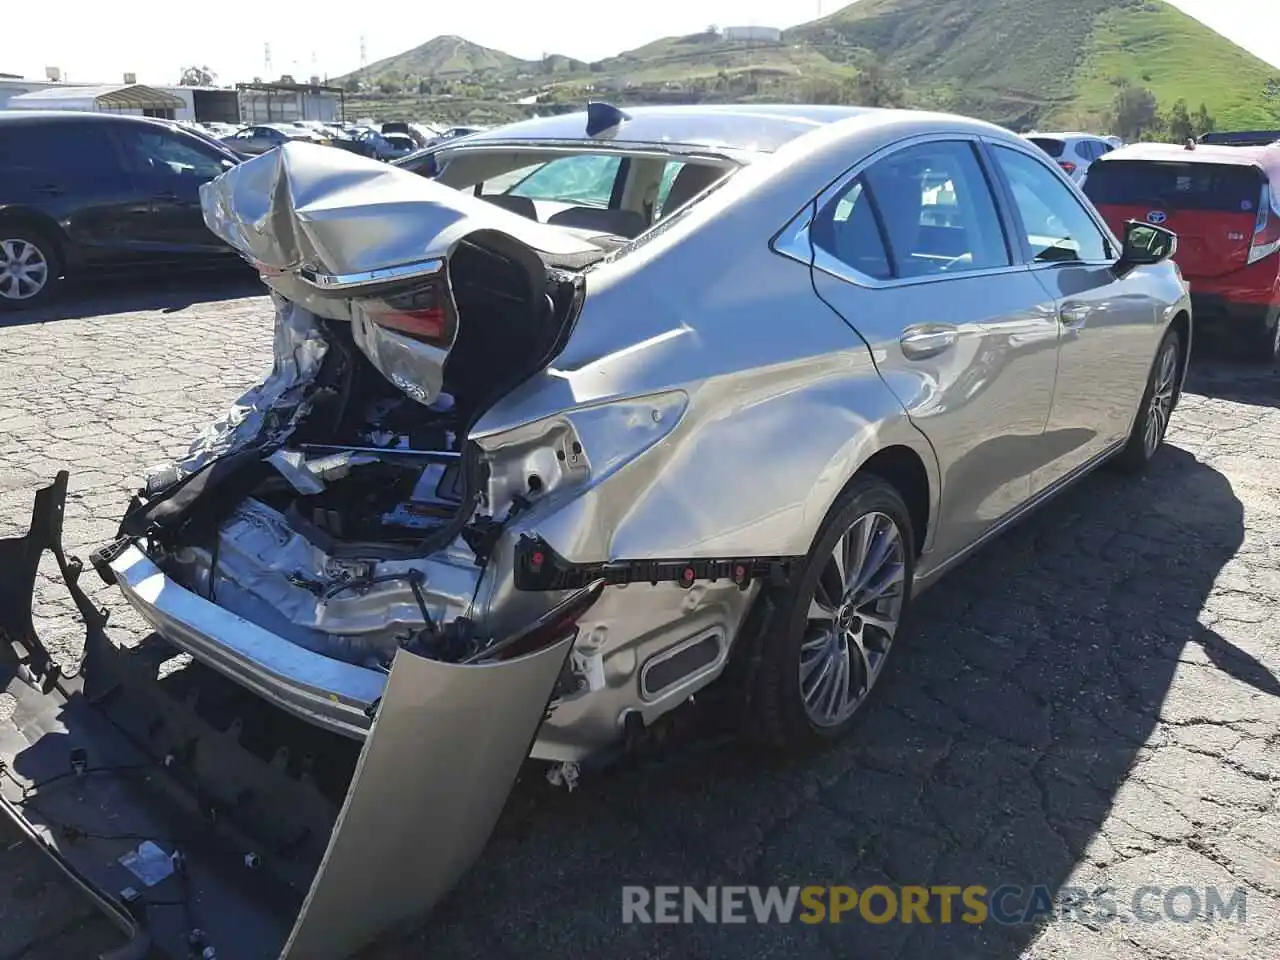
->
[[0, 122, 114, 171], [1084, 160, 1264, 212], [1028, 137, 1066, 159]]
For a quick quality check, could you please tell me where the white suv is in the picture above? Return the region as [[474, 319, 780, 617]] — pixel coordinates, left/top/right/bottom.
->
[[1024, 132, 1117, 183]]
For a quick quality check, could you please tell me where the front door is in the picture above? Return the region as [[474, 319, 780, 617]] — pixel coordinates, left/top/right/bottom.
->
[[987, 142, 1157, 489], [804, 137, 1062, 566]]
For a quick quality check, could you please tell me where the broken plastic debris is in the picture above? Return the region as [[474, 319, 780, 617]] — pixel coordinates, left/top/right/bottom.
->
[[118, 840, 176, 887], [268, 449, 326, 495], [545, 761, 580, 792]]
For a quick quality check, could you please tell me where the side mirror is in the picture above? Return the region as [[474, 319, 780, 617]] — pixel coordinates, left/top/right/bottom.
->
[[1118, 220, 1177, 268]]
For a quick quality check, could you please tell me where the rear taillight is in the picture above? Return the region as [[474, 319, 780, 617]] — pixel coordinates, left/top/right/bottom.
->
[[354, 280, 454, 347], [1058, 161, 1077, 176], [1248, 181, 1280, 264]]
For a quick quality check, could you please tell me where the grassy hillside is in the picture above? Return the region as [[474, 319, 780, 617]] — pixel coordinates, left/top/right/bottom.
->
[[350, 35, 529, 82], [337, 0, 1280, 132], [787, 0, 1280, 130], [1072, 1, 1280, 129]]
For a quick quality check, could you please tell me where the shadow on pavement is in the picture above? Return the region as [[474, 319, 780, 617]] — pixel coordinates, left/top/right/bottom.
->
[[368, 450, 1246, 957], [1186, 337, 1280, 409], [0, 266, 265, 328]]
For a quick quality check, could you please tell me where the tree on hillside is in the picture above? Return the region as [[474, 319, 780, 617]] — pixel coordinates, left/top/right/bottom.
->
[[852, 61, 905, 108], [179, 65, 216, 87], [1190, 102, 1215, 138], [1165, 99, 1194, 143], [343, 77, 361, 93], [1111, 83, 1161, 141]]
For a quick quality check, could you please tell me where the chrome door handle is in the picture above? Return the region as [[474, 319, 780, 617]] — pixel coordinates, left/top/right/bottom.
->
[[1059, 304, 1091, 329], [900, 324, 958, 360]]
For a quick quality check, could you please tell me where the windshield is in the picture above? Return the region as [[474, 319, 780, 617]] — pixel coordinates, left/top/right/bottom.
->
[[1084, 160, 1264, 211]]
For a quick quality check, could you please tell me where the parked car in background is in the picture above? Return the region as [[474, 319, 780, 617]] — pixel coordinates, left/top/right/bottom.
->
[[1085, 140, 1280, 360], [348, 128, 414, 160], [220, 123, 329, 156], [1025, 132, 1116, 182], [0, 110, 244, 308], [381, 120, 429, 148]]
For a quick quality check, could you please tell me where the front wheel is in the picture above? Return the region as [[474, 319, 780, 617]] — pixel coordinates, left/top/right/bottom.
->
[[1113, 327, 1181, 472], [745, 476, 915, 750]]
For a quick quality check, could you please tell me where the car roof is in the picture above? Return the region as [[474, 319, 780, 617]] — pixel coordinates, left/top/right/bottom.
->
[[0, 109, 175, 128], [1098, 141, 1280, 178], [437, 104, 874, 156], [1027, 132, 1103, 141]]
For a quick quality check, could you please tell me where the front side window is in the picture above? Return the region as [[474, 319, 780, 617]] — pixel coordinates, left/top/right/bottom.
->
[[505, 154, 623, 208], [117, 129, 227, 179], [992, 145, 1111, 263]]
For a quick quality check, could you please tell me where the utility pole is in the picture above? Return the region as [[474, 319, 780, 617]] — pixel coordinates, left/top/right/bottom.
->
[[360, 36, 368, 71], [264, 43, 273, 78]]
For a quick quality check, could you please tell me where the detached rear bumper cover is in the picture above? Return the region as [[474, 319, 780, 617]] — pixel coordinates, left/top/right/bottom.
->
[[0, 473, 586, 960]]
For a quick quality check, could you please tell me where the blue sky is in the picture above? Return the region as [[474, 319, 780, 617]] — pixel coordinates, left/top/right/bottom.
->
[[10, 0, 1278, 87]]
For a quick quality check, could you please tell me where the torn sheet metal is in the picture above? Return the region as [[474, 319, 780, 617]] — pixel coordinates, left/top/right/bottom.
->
[[144, 297, 328, 495]]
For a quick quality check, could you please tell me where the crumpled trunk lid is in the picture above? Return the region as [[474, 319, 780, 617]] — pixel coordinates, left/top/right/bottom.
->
[[200, 141, 604, 407]]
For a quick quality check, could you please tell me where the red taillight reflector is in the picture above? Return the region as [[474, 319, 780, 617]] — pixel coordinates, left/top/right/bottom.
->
[[364, 304, 449, 342], [1059, 161, 1077, 175], [356, 280, 453, 346]]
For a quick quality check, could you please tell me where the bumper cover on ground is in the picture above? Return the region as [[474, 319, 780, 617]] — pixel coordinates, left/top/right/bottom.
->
[[0, 472, 580, 960]]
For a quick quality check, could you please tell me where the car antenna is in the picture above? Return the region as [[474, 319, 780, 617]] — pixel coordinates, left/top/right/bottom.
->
[[586, 101, 630, 138]]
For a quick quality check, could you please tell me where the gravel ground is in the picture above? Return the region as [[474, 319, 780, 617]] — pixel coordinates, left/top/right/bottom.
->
[[1, 277, 1277, 960]]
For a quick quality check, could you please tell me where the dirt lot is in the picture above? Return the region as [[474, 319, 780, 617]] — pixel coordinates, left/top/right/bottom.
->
[[1, 277, 1277, 959]]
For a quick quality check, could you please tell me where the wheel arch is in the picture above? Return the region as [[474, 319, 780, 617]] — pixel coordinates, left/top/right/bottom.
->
[[0, 206, 69, 268]]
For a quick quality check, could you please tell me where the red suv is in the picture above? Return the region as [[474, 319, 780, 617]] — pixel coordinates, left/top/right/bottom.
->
[[1084, 141, 1280, 360]]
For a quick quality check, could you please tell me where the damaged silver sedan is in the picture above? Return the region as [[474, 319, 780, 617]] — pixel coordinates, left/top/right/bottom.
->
[[1, 104, 1191, 959]]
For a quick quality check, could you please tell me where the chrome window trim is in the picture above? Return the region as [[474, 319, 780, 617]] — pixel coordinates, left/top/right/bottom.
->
[[981, 137, 1122, 268], [771, 132, 1031, 290], [297, 257, 446, 293]]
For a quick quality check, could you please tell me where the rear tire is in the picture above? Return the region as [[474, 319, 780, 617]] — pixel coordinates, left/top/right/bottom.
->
[[1113, 327, 1181, 473], [1242, 306, 1280, 364], [743, 476, 916, 751], [0, 226, 61, 310]]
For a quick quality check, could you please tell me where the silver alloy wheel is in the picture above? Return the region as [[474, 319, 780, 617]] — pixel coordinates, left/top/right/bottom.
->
[[1143, 341, 1178, 457], [0, 238, 51, 301], [799, 510, 906, 727]]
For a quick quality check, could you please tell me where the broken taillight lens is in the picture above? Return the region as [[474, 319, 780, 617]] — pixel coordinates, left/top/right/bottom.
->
[[354, 280, 455, 347]]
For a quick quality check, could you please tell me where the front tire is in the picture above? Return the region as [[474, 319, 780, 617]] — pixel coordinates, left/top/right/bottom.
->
[[745, 476, 915, 750], [0, 228, 61, 310], [1243, 306, 1280, 364], [1113, 327, 1181, 472]]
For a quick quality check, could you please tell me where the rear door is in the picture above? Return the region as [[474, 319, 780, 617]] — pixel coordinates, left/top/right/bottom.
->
[[109, 124, 233, 253], [0, 120, 151, 264], [802, 136, 1063, 562], [1083, 158, 1266, 279]]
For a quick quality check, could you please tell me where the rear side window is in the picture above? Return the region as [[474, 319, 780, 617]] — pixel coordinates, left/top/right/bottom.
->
[[1083, 160, 1265, 213], [812, 140, 1011, 280], [0, 122, 114, 171], [1028, 137, 1066, 159]]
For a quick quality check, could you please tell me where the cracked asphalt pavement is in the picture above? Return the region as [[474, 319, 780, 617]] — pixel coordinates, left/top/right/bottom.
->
[[1, 277, 1277, 959]]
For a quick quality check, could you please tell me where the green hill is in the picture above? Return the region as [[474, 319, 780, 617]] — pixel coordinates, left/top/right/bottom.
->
[[786, 0, 1280, 129], [338, 0, 1280, 132]]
